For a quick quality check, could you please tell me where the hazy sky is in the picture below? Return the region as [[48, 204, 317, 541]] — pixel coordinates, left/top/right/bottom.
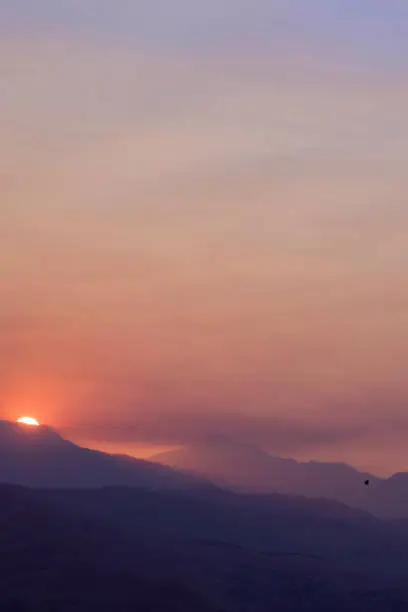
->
[[1, 2, 408, 474]]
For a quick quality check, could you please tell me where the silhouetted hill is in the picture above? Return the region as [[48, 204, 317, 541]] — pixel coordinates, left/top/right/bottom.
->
[[151, 438, 380, 507], [0, 420, 210, 490], [3, 484, 408, 611], [37, 485, 408, 577], [0, 484, 213, 612]]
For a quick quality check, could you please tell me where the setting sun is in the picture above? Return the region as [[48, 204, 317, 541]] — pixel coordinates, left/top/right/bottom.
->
[[17, 416, 40, 427]]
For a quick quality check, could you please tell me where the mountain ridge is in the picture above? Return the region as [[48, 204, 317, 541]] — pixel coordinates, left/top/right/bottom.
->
[[4, 419, 408, 518], [0, 419, 212, 491], [151, 438, 380, 508]]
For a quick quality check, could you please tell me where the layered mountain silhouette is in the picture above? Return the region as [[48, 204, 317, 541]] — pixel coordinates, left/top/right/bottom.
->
[[151, 437, 380, 508], [0, 420, 209, 490], [4, 420, 408, 609], [3, 419, 408, 519]]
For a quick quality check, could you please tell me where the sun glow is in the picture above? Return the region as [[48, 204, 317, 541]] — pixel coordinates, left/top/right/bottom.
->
[[17, 416, 40, 427]]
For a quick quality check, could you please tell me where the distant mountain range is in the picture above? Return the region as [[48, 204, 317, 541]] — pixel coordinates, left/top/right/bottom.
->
[[0, 420, 210, 490], [151, 438, 378, 506], [4, 420, 408, 609], [152, 438, 408, 518], [3, 419, 408, 519]]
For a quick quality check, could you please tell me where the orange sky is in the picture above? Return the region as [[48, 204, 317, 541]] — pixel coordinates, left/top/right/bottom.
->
[[1, 3, 408, 476]]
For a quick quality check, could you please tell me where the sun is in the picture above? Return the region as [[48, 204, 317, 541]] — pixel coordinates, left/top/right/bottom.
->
[[17, 416, 40, 427]]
